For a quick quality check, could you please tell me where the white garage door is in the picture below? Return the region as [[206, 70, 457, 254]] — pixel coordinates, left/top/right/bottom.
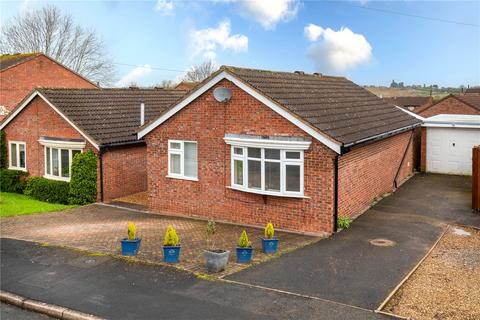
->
[[426, 127, 480, 175]]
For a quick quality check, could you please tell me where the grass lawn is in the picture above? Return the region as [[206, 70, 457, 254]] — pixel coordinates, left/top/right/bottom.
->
[[0, 192, 76, 217]]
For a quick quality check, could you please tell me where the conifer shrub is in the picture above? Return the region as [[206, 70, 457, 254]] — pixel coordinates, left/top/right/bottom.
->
[[127, 222, 137, 240], [0, 131, 7, 168], [69, 150, 97, 205], [238, 230, 251, 248], [264, 222, 275, 239], [164, 225, 180, 246]]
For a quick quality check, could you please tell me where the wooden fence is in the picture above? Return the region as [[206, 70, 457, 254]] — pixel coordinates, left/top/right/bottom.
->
[[473, 146, 480, 211]]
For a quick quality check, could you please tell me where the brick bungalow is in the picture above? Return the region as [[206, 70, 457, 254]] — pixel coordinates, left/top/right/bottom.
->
[[383, 96, 433, 113], [419, 93, 480, 172], [0, 53, 98, 120], [0, 88, 186, 201], [138, 66, 421, 235]]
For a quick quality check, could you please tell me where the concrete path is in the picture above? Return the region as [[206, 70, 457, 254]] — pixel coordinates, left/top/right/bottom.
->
[[227, 174, 480, 309], [0, 238, 389, 320]]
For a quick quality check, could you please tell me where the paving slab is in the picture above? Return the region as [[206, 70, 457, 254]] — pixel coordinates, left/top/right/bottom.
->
[[227, 174, 480, 309]]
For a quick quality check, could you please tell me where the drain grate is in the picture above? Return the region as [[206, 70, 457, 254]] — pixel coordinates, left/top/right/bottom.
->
[[370, 238, 396, 247]]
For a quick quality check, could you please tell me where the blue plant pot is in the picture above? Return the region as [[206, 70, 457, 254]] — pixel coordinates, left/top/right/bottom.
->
[[163, 245, 181, 263], [236, 246, 253, 264], [260, 237, 279, 254], [121, 238, 141, 256]]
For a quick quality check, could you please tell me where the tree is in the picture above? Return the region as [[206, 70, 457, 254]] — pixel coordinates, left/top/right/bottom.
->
[[0, 5, 115, 86], [182, 61, 218, 82], [157, 80, 175, 88]]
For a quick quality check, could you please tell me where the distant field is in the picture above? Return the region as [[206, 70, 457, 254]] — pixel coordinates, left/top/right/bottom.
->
[[366, 87, 451, 100]]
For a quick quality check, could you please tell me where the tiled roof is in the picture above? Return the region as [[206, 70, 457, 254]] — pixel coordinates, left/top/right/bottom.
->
[[383, 96, 431, 108], [465, 87, 480, 94], [224, 66, 421, 145], [38, 88, 187, 146], [454, 93, 480, 111], [0, 53, 42, 71]]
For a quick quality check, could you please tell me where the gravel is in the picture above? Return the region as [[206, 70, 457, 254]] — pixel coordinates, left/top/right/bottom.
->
[[384, 226, 480, 320]]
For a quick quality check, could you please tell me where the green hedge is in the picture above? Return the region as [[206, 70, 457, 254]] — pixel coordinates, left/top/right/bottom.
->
[[0, 130, 6, 168], [69, 150, 97, 205], [0, 169, 28, 193], [24, 177, 70, 204]]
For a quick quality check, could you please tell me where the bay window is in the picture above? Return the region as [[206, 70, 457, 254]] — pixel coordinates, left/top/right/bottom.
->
[[168, 140, 198, 180], [9, 141, 26, 171], [226, 135, 310, 197], [39, 137, 85, 182]]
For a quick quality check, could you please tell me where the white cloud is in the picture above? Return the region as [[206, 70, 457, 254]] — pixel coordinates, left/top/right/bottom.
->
[[305, 24, 372, 72], [155, 0, 174, 15], [116, 65, 153, 87], [304, 23, 323, 42], [238, 0, 300, 30], [190, 20, 248, 60]]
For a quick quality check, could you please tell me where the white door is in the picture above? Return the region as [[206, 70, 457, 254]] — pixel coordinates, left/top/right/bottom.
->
[[426, 127, 480, 175]]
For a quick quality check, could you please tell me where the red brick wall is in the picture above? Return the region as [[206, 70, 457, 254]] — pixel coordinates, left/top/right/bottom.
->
[[419, 96, 480, 117], [2, 96, 97, 176], [145, 79, 337, 234], [338, 130, 414, 218], [420, 127, 427, 172], [102, 144, 147, 201], [0, 55, 96, 119]]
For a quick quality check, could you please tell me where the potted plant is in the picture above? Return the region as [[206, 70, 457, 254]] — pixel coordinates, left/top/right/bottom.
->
[[121, 222, 141, 256], [260, 222, 279, 254], [163, 225, 181, 263], [203, 220, 230, 273], [236, 230, 253, 263]]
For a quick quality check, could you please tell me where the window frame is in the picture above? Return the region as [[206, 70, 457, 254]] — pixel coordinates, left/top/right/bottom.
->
[[230, 146, 305, 198], [44, 146, 82, 182], [167, 139, 198, 181], [8, 141, 27, 171]]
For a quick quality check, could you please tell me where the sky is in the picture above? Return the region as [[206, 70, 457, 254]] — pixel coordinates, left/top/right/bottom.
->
[[1, 0, 479, 88]]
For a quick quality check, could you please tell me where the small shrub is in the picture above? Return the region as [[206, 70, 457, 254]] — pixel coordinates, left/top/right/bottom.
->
[[0, 169, 28, 193], [238, 230, 250, 248], [127, 222, 137, 240], [264, 222, 275, 239], [24, 177, 70, 204], [206, 220, 216, 250], [0, 131, 6, 168], [337, 216, 352, 230], [164, 225, 180, 246], [69, 150, 97, 205]]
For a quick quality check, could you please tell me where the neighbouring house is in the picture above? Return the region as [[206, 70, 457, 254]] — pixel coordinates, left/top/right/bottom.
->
[[175, 81, 199, 91], [0, 88, 186, 201], [417, 93, 480, 117], [465, 86, 480, 94], [138, 66, 421, 235], [419, 93, 480, 175], [0, 53, 98, 120], [384, 96, 433, 113]]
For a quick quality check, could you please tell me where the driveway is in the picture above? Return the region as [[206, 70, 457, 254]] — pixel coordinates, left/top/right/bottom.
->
[[227, 174, 480, 309]]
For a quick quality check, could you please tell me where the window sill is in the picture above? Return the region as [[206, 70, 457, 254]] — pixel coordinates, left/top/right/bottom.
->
[[8, 166, 27, 172], [166, 175, 199, 182], [227, 186, 309, 199], [44, 175, 70, 182]]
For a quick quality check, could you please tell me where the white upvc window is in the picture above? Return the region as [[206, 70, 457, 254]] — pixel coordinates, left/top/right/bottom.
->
[[39, 138, 86, 182], [167, 140, 198, 181], [231, 146, 305, 197], [8, 141, 27, 171], [44, 147, 82, 181]]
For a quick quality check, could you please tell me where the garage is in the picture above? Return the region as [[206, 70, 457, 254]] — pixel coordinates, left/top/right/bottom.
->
[[424, 114, 480, 175]]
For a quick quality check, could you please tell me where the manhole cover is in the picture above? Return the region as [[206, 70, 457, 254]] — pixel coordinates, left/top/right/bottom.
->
[[370, 238, 396, 247]]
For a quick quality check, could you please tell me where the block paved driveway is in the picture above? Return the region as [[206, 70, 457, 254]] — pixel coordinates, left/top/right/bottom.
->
[[0, 203, 317, 277], [227, 173, 480, 309]]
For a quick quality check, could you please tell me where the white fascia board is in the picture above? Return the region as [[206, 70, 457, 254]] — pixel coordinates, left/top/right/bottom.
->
[[423, 122, 480, 129], [0, 91, 100, 150], [224, 136, 311, 150], [138, 71, 342, 154], [394, 105, 425, 121]]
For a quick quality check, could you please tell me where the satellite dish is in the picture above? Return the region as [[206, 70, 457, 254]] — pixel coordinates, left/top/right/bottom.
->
[[213, 87, 232, 103]]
